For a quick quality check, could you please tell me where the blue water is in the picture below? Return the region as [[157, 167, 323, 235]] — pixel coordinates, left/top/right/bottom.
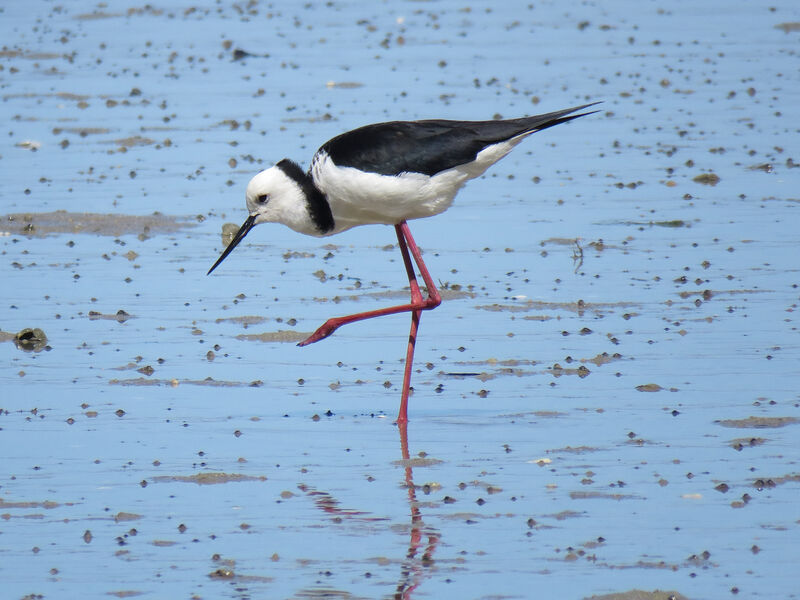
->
[[2, 1, 798, 598]]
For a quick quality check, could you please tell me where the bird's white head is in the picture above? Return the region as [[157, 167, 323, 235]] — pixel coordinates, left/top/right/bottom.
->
[[244, 166, 309, 230], [207, 163, 314, 275]]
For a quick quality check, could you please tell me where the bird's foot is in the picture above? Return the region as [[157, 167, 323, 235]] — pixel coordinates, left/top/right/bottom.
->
[[297, 318, 340, 347]]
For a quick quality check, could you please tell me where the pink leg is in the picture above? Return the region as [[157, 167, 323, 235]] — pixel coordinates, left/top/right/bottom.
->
[[299, 221, 441, 422], [394, 224, 424, 424], [298, 221, 440, 347]]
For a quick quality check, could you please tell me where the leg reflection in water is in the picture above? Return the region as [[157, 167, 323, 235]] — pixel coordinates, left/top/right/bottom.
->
[[394, 421, 440, 599]]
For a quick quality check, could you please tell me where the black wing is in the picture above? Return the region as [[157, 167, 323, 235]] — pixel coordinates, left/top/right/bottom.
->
[[317, 102, 600, 177]]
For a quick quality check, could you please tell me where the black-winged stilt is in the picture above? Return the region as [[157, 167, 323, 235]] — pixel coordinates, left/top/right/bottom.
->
[[208, 102, 599, 423]]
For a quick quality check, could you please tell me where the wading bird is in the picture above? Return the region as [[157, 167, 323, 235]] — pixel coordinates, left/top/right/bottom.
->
[[208, 102, 599, 423]]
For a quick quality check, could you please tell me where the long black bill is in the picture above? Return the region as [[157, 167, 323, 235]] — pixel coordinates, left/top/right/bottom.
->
[[207, 214, 257, 275]]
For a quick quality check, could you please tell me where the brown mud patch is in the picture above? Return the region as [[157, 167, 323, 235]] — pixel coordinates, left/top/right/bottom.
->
[[114, 512, 141, 522], [51, 125, 109, 134], [692, 172, 720, 185], [584, 352, 623, 366], [236, 330, 308, 343], [392, 458, 444, 468], [109, 377, 264, 387], [1, 330, 21, 343], [548, 445, 602, 454], [729, 437, 767, 450], [774, 22, 800, 33], [476, 299, 636, 317], [104, 135, 158, 148], [0, 499, 62, 510], [551, 363, 591, 378], [1, 210, 197, 237], [585, 589, 689, 600], [448, 354, 615, 381], [88, 310, 132, 323], [677, 287, 771, 300], [610, 219, 692, 229], [717, 416, 798, 429], [150, 473, 267, 485], [0, 50, 67, 60], [753, 473, 800, 489], [216, 315, 268, 327], [504, 410, 568, 419], [636, 383, 663, 392], [74, 7, 164, 20], [106, 590, 145, 598], [569, 491, 640, 501]]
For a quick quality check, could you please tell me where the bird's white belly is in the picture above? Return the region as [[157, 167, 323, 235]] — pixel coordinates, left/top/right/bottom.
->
[[312, 157, 461, 232], [310, 140, 523, 234]]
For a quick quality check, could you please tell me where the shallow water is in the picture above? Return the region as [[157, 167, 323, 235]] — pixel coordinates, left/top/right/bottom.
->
[[1, 1, 799, 599]]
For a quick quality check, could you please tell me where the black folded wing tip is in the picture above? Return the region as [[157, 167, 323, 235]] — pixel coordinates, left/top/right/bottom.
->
[[317, 100, 602, 177]]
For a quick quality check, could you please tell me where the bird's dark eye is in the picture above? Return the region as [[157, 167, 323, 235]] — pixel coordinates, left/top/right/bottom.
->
[[257, 194, 269, 204]]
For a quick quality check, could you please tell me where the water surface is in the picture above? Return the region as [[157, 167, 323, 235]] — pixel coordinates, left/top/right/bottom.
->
[[1, 1, 798, 598]]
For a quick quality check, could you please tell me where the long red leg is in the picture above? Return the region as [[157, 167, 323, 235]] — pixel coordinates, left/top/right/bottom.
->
[[298, 221, 440, 346], [298, 221, 441, 422], [395, 225, 423, 424]]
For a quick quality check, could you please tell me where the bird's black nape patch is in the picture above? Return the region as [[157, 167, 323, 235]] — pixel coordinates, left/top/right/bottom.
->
[[275, 158, 335, 233]]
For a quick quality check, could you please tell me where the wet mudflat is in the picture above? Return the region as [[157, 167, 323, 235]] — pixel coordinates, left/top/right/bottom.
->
[[1, 1, 798, 599]]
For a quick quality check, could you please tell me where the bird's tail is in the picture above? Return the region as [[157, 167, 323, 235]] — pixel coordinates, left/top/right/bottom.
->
[[515, 102, 602, 134]]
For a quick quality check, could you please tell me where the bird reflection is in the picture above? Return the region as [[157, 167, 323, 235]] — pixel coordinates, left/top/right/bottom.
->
[[394, 421, 440, 599], [297, 420, 441, 598]]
